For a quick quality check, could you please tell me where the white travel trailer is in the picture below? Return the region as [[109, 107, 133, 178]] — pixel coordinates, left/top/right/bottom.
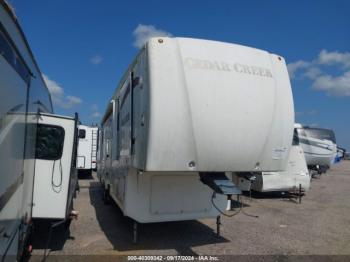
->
[[77, 125, 98, 174], [98, 36, 294, 235], [295, 123, 337, 173], [232, 129, 311, 192], [32, 113, 78, 220], [0, 1, 77, 259]]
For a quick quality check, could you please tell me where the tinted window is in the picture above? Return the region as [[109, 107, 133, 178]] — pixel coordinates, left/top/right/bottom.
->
[[78, 129, 86, 139], [305, 128, 336, 143], [36, 124, 65, 160], [0, 30, 14, 64], [0, 26, 31, 84]]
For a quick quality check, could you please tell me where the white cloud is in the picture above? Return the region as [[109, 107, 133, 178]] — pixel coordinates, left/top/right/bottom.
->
[[43, 74, 82, 109], [43, 74, 64, 99], [312, 71, 350, 96], [64, 96, 82, 109], [287, 60, 310, 79], [90, 104, 101, 119], [303, 67, 322, 80], [133, 24, 172, 49], [288, 50, 350, 97], [91, 111, 101, 119], [90, 55, 103, 65], [318, 49, 350, 68]]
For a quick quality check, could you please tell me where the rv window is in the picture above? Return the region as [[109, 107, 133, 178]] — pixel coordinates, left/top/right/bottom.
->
[[305, 128, 336, 143], [78, 129, 86, 139], [0, 26, 31, 85], [0, 31, 14, 64], [35, 124, 65, 160]]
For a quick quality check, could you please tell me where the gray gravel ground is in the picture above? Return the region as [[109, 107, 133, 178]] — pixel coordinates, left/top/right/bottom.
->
[[30, 161, 350, 258]]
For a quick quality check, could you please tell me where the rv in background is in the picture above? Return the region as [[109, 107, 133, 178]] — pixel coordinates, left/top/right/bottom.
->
[[295, 124, 337, 174], [97, 37, 294, 236], [0, 1, 77, 259], [345, 152, 350, 160], [233, 128, 311, 192], [334, 146, 346, 163], [77, 125, 98, 175]]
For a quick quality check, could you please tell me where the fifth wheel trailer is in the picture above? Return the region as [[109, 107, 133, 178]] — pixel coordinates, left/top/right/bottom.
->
[[98, 37, 295, 227]]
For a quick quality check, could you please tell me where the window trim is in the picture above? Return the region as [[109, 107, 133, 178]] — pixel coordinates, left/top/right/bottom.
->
[[35, 124, 65, 161]]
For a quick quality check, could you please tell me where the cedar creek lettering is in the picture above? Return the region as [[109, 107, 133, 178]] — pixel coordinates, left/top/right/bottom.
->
[[184, 57, 273, 78]]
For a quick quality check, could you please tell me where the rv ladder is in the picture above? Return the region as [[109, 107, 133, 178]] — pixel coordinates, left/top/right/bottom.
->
[[91, 129, 98, 166]]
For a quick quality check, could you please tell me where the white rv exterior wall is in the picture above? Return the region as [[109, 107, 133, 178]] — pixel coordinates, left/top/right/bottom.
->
[[252, 145, 311, 192], [77, 125, 98, 170], [32, 114, 76, 219], [111, 170, 227, 223], [145, 37, 294, 172]]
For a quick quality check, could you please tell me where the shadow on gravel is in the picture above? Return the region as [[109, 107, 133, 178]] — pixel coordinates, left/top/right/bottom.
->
[[89, 181, 229, 255]]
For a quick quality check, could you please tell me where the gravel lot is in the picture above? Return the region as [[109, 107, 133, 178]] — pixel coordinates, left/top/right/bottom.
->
[[30, 161, 350, 259]]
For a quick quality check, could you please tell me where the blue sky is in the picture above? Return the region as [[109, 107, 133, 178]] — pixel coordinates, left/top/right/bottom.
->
[[10, 0, 350, 149]]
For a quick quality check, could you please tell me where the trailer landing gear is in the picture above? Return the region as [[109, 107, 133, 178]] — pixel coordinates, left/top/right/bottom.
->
[[133, 221, 138, 244], [288, 183, 304, 204], [216, 215, 221, 237]]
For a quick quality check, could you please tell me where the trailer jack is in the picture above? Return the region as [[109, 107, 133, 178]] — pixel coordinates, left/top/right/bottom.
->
[[216, 215, 221, 237], [133, 220, 138, 244]]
